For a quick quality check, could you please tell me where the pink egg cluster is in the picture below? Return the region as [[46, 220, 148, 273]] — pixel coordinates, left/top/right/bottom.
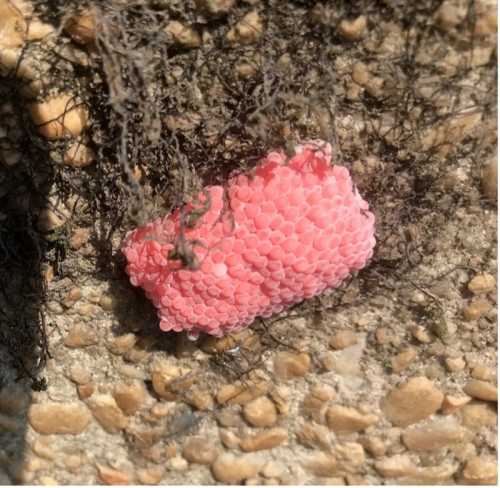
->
[[122, 140, 375, 338]]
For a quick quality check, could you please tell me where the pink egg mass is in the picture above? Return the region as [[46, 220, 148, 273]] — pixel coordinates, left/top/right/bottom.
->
[[122, 140, 376, 339]]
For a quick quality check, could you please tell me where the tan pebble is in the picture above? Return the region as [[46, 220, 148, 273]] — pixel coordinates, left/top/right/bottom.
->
[[304, 451, 338, 477], [107, 333, 137, 355], [400, 462, 459, 484], [165, 21, 201, 48], [211, 453, 263, 484], [216, 408, 244, 427], [63, 142, 95, 168], [310, 384, 336, 401], [445, 356, 465, 372], [28, 402, 91, 435], [168, 456, 188, 471], [273, 352, 310, 380], [86, 393, 128, 433], [30, 438, 56, 460], [338, 15, 367, 41], [182, 437, 218, 465], [226, 11, 263, 45], [63, 287, 81, 307], [74, 302, 100, 317], [243, 396, 278, 427], [461, 401, 497, 428], [165, 442, 177, 459], [468, 273, 496, 294], [441, 394, 471, 415], [391, 347, 417, 373], [412, 325, 431, 343], [216, 380, 270, 405], [149, 402, 170, 419], [246, 476, 262, 486], [77, 383, 95, 400], [269, 386, 290, 416], [64, 322, 97, 348], [63, 454, 85, 473], [461, 456, 497, 485], [296, 421, 333, 451], [335, 442, 365, 473], [329, 330, 358, 349], [359, 436, 385, 458], [113, 381, 148, 415], [481, 157, 497, 203], [195, 0, 235, 15], [471, 365, 496, 382], [0, 0, 26, 48], [463, 379, 497, 402], [69, 227, 91, 250], [67, 364, 91, 384], [382, 377, 443, 427], [325, 405, 378, 434], [463, 298, 492, 321], [151, 362, 192, 401], [435, 0, 467, 30], [235, 61, 258, 79], [402, 417, 465, 451], [219, 428, 241, 449], [240, 427, 288, 452], [38, 476, 58, 485], [374, 454, 417, 478], [96, 464, 129, 485], [352, 62, 369, 86], [137, 467, 164, 485], [29, 94, 88, 140], [65, 9, 96, 45], [303, 396, 328, 424], [185, 388, 214, 411], [261, 461, 285, 479]]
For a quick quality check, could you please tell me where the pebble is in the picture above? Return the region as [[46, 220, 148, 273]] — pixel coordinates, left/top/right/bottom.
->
[[226, 11, 263, 45], [304, 451, 338, 477], [240, 427, 288, 452], [217, 380, 270, 405], [107, 333, 137, 355], [185, 388, 214, 411], [64, 322, 97, 348], [137, 467, 164, 485], [296, 421, 333, 451], [151, 362, 193, 401], [77, 383, 95, 400], [113, 381, 148, 415], [86, 394, 129, 434], [269, 386, 290, 416], [435, 0, 467, 30], [273, 352, 311, 380], [96, 464, 130, 485], [195, 0, 235, 15], [219, 429, 241, 449], [382, 377, 443, 427], [461, 401, 497, 429], [359, 436, 386, 458], [391, 347, 417, 372], [463, 298, 492, 321], [243, 396, 278, 427], [374, 454, 417, 478], [261, 461, 286, 479], [401, 417, 465, 451], [165, 21, 201, 48], [167, 456, 189, 472], [461, 456, 497, 485], [411, 326, 432, 343], [325, 405, 378, 434], [329, 330, 358, 350], [0, 0, 26, 48], [29, 94, 89, 140], [463, 379, 497, 402], [216, 407, 244, 427], [67, 364, 91, 385], [338, 16, 367, 41], [335, 442, 365, 473], [211, 453, 263, 484], [64, 9, 96, 45], [444, 356, 465, 372], [28, 403, 91, 435], [182, 437, 218, 465], [30, 438, 56, 461], [69, 227, 91, 250], [63, 142, 95, 168], [471, 365, 496, 382], [481, 157, 497, 203], [467, 273, 496, 294]]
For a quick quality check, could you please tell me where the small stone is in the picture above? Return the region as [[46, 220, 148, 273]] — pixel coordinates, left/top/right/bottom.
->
[[461, 401, 497, 429], [96, 464, 129, 485], [261, 461, 285, 479], [374, 454, 417, 478], [137, 467, 164, 485], [461, 456, 497, 485], [391, 347, 417, 373], [243, 396, 278, 427], [216, 408, 244, 427], [304, 451, 338, 477], [471, 365, 496, 382], [29, 94, 88, 140], [468, 273, 496, 294], [28, 403, 91, 435], [67, 364, 91, 385], [165, 21, 201, 48], [226, 11, 263, 45], [334, 442, 365, 473], [113, 381, 148, 415], [463, 298, 493, 321], [219, 429, 241, 449], [325, 405, 378, 434], [31, 438, 56, 460], [402, 417, 465, 451], [216, 380, 270, 405], [63, 454, 85, 473], [435, 0, 467, 30], [338, 16, 367, 41], [296, 421, 333, 451], [64, 142, 95, 168], [195, 0, 235, 16], [185, 388, 214, 411], [182, 437, 218, 465], [0, 0, 26, 48], [64, 9, 96, 45], [412, 326, 431, 343], [151, 361, 193, 401], [211, 453, 263, 484], [352, 62, 370, 86], [69, 227, 91, 250], [359, 436, 386, 458], [77, 383, 95, 400], [382, 377, 443, 427], [63, 287, 82, 307], [481, 157, 497, 203], [240, 427, 288, 452], [168, 456, 188, 471], [269, 386, 290, 416], [329, 330, 358, 349], [445, 356, 465, 372], [64, 323, 97, 348], [86, 394, 128, 434], [107, 333, 137, 355], [463, 379, 497, 402], [39, 476, 58, 485], [273, 352, 310, 380]]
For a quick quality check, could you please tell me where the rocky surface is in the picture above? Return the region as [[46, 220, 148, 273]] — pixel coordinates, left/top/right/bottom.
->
[[0, 0, 497, 485]]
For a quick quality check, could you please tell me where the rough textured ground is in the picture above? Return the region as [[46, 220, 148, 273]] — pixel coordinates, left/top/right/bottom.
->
[[0, 0, 497, 485]]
